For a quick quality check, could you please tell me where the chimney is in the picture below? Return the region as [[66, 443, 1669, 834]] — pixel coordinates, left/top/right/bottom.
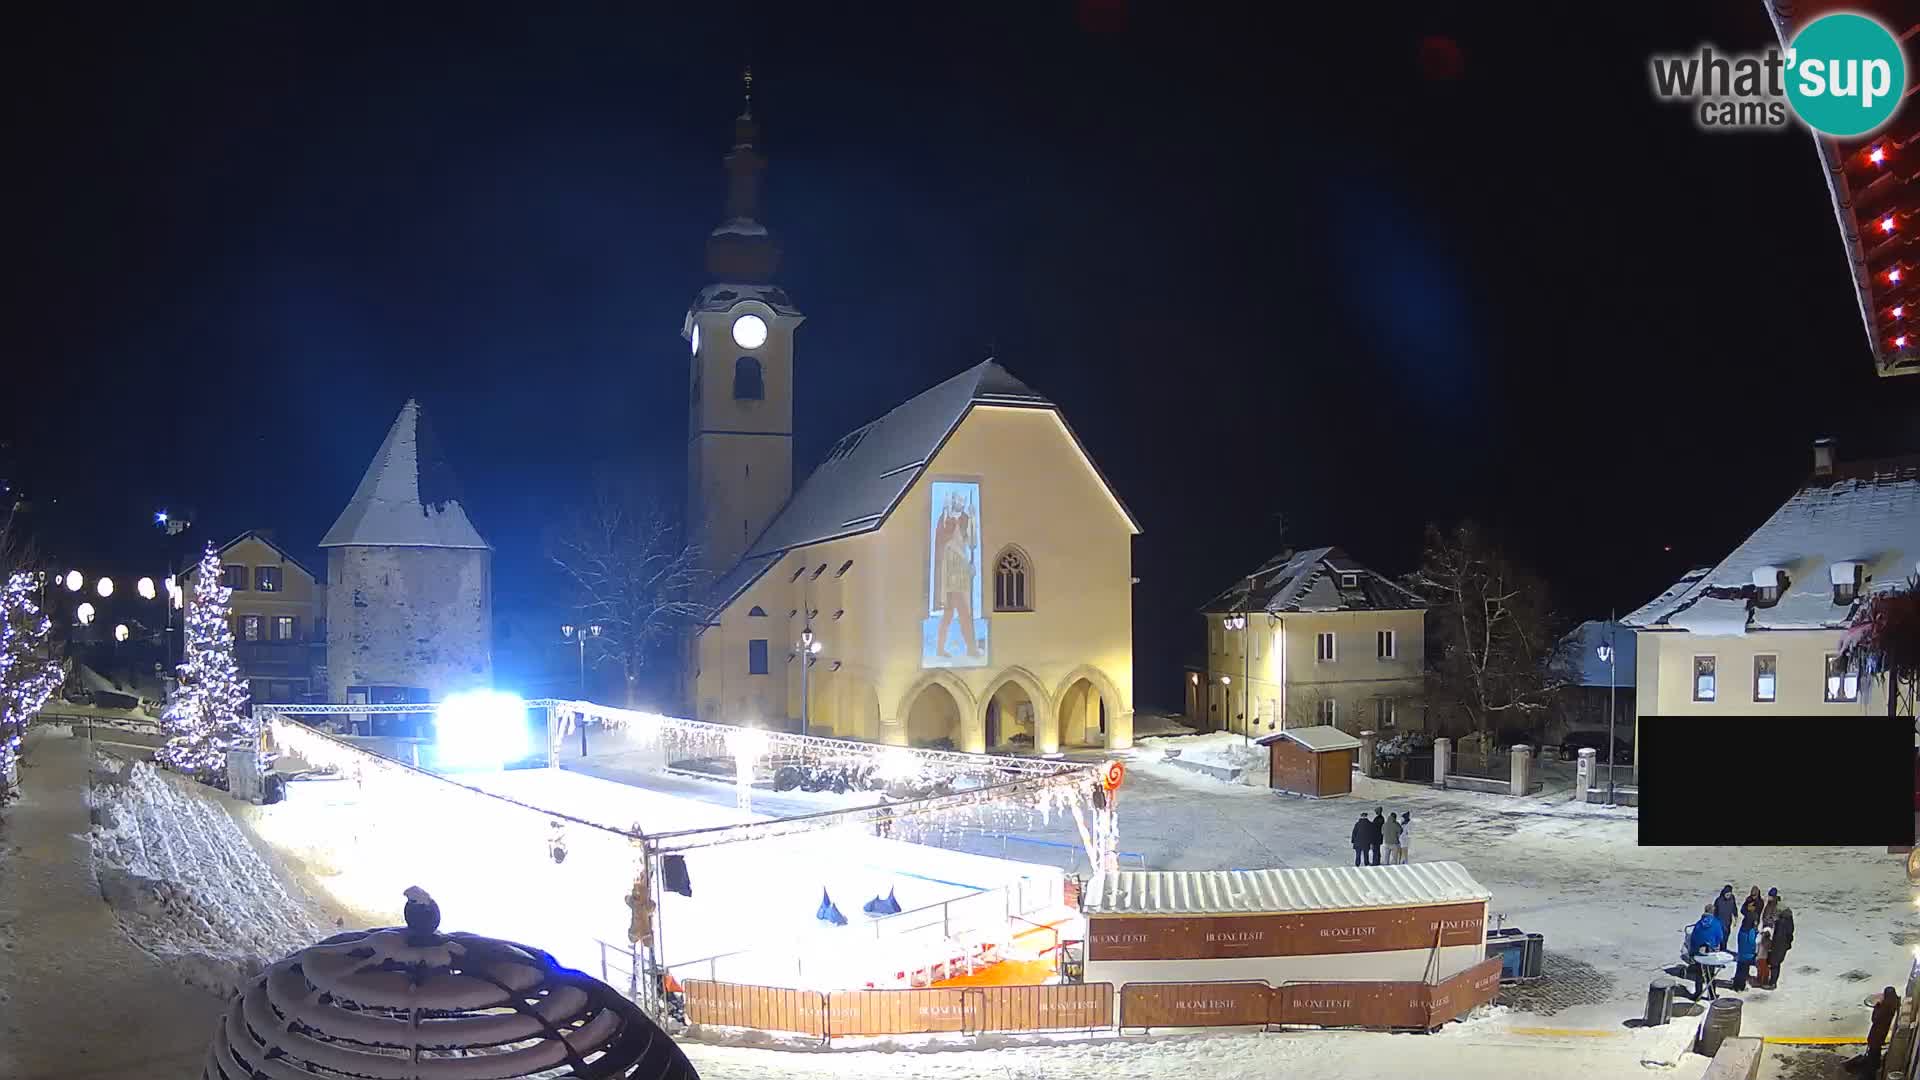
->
[[1812, 437, 1836, 479]]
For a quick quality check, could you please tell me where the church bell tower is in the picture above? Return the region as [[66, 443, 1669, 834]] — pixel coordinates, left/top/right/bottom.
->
[[685, 69, 804, 574]]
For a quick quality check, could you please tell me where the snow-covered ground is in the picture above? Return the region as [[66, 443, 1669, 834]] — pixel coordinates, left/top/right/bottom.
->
[[87, 755, 333, 997], [44, 723, 1911, 1080]]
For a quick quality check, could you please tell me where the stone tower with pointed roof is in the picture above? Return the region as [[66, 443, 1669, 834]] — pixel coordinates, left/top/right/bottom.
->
[[320, 399, 492, 705], [684, 70, 805, 576]]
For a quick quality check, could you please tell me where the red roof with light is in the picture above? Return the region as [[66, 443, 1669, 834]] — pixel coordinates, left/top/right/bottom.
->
[[1766, 1, 1920, 375]]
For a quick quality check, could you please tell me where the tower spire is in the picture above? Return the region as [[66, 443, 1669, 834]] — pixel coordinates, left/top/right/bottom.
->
[[709, 68, 777, 280]]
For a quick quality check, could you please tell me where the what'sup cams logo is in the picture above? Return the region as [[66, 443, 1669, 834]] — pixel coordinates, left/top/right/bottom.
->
[[1651, 12, 1907, 135]]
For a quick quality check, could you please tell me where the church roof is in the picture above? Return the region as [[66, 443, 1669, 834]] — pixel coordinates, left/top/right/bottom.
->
[[1201, 546, 1426, 615], [319, 399, 490, 550], [708, 359, 1136, 610]]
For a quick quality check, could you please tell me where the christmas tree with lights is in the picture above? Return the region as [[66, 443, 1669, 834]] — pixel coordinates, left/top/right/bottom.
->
[[1, 571, 66, 804], [158, 543, 252, 782]]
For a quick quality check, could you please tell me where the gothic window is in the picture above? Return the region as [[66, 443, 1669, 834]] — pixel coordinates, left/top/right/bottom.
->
[[733, 355, 764, 400], [994, 546, 1032, 611]]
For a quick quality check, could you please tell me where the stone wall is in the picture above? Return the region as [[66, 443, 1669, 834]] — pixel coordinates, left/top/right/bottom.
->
[[325, 546, 491, 701]]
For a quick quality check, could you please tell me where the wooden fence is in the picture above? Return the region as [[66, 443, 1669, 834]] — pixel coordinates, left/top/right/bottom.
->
[[684, 981, 1114, 1041], [685, 962, 1499, 1042]]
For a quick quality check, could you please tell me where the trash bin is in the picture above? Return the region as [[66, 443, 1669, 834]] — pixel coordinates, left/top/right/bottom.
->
[[1696, 995, 1743, 1056], [1520, 933, 1546, 979], [1487, 937, 1526, 979], [1644, 976, 1680, 1026]]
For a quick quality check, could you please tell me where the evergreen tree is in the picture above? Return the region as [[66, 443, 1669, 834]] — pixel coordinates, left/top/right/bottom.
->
[[158, 543, 252, 782], [1, 571, 65, 803]]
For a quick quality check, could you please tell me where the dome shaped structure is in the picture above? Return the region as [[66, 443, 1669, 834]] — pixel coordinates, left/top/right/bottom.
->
[[205, 888, 697, 1079]]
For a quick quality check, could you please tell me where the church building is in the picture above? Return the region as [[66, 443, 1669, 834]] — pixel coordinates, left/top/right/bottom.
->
[[685, 81, 1140, 753]]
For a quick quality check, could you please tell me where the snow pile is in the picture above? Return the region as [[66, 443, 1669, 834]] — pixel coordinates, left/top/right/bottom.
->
[[1141, 732, 1264, 771], [87, 759, 326, 997]]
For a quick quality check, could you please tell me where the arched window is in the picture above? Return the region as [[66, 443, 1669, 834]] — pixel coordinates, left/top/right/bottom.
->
[[993, 546, 1032, 611], [733, 355, 764, 400]]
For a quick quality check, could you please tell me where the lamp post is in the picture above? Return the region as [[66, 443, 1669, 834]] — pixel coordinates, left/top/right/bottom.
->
[[1220, 674, 1232, 740], [1596, 616, 1617, 807], [560, 623, 601, 756], [798, 627, 823, 732]]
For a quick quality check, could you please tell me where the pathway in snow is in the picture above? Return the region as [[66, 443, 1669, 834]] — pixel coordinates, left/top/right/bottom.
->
[[0, 728, 225, 1079]]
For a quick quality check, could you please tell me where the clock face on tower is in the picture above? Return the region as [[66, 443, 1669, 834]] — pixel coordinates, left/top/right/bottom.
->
[[690, 324, 701, 356], [732, 313, 768, 350]]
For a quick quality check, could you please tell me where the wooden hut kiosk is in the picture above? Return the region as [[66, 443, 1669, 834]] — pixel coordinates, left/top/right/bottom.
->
[[1258, 725, 1361, 797], [1085, 862, 1501, 1031]]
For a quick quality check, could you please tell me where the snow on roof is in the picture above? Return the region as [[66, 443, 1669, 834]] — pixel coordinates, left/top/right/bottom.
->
[[1255, 724, 1362, 752], [1556, 620, 1636, 688], [1622, 457, 1920, 634], [710, 217, 768, 238], [319, 400, 489, 550], [1084, 861, 1490, 917], [1202, 546, 1425, 615], [707, 360, 1139, 611], [692, 282, 801, 317]]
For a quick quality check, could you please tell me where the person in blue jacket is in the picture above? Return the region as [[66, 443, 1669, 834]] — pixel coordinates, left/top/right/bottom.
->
[[1687, 904, 1728, 1000], [1730, 919, 1759, 991]]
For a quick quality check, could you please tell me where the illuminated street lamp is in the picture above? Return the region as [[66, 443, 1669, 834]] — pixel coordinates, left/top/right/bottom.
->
[[76, 602, 96, 627], [65, 570, 82, 592], [96, 576, 114, 598], [114, 623, 129, 643], [798, 627, 823, 732], [560, 623, 602, 756], [1596, 614, 1619, 807], [137, 577, 156, 600]]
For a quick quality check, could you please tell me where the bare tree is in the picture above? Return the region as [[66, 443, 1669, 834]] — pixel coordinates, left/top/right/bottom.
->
[[548, 476, 712, 708], [1403, 522, 1573, 755]]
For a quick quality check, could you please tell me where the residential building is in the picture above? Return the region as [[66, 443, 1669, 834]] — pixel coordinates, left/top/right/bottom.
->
[[320, 399, 493, 715], [179, 530, 325, 704], [1624, 440, 1919, 745], [1191, 547, 1427, 738], [685, 91, 1140, 752], [1550, 619, 1635, 753]]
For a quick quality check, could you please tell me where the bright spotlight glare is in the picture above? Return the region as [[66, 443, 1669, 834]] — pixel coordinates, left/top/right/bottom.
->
[[96, 577, 114, 598], [434, 690, 529, 771], [876, 748, 922, 783], [114, 623, 129, 642], [65, 570, 83, 592], [76, 602, 96, 626], [137, 577, 156, 599]]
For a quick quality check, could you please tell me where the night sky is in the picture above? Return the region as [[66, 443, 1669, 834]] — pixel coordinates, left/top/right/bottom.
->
[[10, 2, 1920, 707]]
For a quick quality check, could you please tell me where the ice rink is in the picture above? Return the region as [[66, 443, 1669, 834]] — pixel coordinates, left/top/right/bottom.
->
[[254, 762, 1068, 990]]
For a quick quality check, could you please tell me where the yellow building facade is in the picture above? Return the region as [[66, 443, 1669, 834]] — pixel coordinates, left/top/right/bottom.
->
[[681, 90, 1139, 752], [1192, 548, 1427, 738], [180, 531, 325, 704], [1625, 444, 1918, 745]]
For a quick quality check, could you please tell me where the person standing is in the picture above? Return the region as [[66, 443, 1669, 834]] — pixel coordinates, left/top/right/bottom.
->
[[1740, 887, 1763, 932], [1688, 904, 1728, 1001], [1765, 906, 1794, 988], [1713, 885, 1737, 947], [1382, 811, 1404, 865], [1368, 807, 1386, 866], [1351, 813, 1371, 867], [1757, 889, 1780, 986], [1867, 987, 1900, 1073], [1398, 812, 1413, 862], [1731, 918, 1758, 991]]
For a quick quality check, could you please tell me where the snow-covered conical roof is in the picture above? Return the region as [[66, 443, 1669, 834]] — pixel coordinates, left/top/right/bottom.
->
[[319, 399, 489, 550]]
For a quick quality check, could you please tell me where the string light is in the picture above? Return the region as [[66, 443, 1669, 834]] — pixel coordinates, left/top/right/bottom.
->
[[1, 572, 66, 802], [157, 542, 253, 782], [1884, 217, 1899, 234], [1896, 306, 1906, 319], [1897, 336, 1909, 349], [1893, 269, 1904, 284], [1872, 146, 1888, 165]]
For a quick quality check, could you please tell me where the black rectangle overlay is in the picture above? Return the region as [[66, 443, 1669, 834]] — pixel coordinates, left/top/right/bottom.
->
[[1638, 715, 1914, 847]]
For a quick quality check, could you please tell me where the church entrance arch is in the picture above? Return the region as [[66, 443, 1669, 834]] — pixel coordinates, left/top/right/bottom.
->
[[905, 683, 963, 749], [1054, 666, 1125, 750], [979, 667, 1053, 753]]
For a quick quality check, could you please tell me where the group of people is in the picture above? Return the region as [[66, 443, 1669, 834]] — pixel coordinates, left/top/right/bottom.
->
[[1684, 884, 1795, 999], [1350, 807, 1413, 866]]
